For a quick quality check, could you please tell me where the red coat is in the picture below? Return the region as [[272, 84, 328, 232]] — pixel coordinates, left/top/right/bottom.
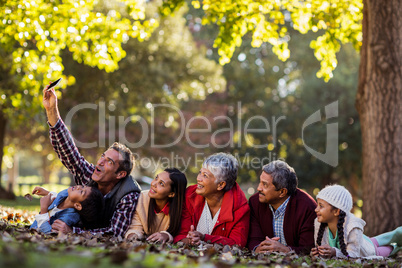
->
[[174, 183, 250, 247]]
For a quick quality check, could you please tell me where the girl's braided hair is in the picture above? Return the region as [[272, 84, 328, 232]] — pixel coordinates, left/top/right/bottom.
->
[[316, 222, 328, 247], [316, 209, 349, 257], [337, 210, 348, 257]]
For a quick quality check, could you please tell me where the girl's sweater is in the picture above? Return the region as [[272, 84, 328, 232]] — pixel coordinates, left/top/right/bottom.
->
[[125, 190, 171, 240], [314, 213, 376, 258]]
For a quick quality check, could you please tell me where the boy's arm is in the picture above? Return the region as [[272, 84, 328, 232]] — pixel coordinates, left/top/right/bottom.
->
[[73, 192, 139, 237], [34, 192, 58, 234]]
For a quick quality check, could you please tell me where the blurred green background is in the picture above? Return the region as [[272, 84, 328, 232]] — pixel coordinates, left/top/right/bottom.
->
[[0, 0, 363, 217]]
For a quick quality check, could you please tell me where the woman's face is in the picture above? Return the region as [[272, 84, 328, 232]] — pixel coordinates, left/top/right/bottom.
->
[[196, 167, 223, 198], [148, 171, 174, 200]]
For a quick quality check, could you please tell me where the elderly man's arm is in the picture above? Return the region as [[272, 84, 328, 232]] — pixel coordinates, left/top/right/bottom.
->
[[247, 197, 267, 251], [288, 201, 317, 254]]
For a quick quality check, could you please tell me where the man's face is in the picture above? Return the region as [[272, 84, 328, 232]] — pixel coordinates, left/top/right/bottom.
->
[[92, 149, 122, 184], [257, 172, 282, 205]]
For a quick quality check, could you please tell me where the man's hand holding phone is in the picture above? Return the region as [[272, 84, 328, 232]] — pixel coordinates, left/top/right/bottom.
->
[[46, 78, 62, 92], [43, 79, 61, 126]]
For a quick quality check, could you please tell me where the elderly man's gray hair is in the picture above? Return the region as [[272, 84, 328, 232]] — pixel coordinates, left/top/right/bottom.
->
[[202, 153, 238, 192], [262, 160, 298, 196]]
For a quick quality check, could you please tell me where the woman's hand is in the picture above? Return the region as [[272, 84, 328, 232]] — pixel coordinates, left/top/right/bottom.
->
[[146, 232, 169, 244], [32, 186, 50, 196], [186, 225, 205, 245], [317, 244, 336, 258]]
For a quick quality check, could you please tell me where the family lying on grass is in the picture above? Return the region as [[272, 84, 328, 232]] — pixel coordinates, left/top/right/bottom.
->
[[30, 84, 401, 259]]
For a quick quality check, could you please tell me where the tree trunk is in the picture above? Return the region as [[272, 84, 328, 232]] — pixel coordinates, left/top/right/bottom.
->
[[42, 155, 50, 184], [356, 0, 402, 236], [7, 153, 18, 193], [0, 109, 7, 186]]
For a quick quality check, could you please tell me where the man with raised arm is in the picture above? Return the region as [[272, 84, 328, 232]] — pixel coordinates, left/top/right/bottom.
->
[[248, 160, 316, 254], [42, 84, 141, 237]]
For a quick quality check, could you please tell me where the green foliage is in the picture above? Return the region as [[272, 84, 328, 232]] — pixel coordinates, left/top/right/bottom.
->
[[0, 0, 158, 121], [0, 0, 158, 184], [162, 0, 363, 81], [184, 2, 362, 191], [52, 3, 225, 170]]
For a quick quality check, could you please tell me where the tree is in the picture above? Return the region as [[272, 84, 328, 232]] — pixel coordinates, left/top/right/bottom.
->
[[46, 4, 225, 179], [1, 2, 225, 186], [355, 1, 401, 235], [0, 0, 158, 187], [163, 0, 401, 235]]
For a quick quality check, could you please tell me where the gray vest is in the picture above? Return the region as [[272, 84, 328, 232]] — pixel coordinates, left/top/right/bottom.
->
[[88, 175, 141, 228]]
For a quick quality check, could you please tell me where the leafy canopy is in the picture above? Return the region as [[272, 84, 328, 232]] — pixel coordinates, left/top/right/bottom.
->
[[161, 0, 363, 81], [0, 0, 158, 118]]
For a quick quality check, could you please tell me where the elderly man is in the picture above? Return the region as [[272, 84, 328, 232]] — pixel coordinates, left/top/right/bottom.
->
[[248, 160, 316, 254], [174, 153, 250, 247], [43, 84, 141, 237]]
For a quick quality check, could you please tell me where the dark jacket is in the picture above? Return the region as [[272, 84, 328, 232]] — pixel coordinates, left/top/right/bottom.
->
[[88, 175, 141, 228], [248, 189, 317, 254]]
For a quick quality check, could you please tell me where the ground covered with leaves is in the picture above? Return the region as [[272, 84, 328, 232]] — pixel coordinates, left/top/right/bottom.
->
[[1, 205, 401, 268]]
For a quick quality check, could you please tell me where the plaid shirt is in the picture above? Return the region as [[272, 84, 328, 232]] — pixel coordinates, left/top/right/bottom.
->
[[269, 196, 291, 246], [49, 119, 139, 238]]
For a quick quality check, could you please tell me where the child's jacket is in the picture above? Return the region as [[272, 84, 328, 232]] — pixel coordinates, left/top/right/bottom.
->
[[314, 213, 376, 258], [30, 189, 81, 233]]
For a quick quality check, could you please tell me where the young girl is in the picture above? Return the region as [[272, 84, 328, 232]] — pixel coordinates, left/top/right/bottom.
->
[[30, 185, 103, 233], [311, 184, 401, 258], [125, 168, 187, 243]]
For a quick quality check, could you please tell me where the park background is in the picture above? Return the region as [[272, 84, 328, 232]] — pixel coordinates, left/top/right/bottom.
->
[[0, 0, 400, 243]]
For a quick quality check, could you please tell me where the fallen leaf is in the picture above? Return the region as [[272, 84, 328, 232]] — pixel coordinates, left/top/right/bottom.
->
[[221, 251, 235, 264], [24, 194, 33, 201]]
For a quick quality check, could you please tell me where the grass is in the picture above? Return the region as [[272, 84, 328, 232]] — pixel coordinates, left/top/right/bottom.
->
[[0, 196, 40, 212]]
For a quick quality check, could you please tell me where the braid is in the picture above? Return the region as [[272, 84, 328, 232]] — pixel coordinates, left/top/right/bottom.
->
[[316, 222, 328, 246], [337, 210, 349, 257]]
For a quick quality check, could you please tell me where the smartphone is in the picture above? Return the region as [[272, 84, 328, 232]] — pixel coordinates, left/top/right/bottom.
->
[[46, 78, 62, 91]]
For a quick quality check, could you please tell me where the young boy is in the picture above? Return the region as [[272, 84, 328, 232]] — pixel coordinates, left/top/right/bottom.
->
[[30, 185, 103, 233]]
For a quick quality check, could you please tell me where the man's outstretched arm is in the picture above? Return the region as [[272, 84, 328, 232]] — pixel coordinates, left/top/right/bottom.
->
[[43, 85, 60, 127]]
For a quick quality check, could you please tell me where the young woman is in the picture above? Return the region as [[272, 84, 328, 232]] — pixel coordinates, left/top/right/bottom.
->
[[125, 168, 187, 243], [312, 184, 401, 258]]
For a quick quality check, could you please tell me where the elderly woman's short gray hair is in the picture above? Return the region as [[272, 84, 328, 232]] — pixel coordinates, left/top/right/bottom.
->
[[202, 153, 238, 192], [262, 160, 298, 196]]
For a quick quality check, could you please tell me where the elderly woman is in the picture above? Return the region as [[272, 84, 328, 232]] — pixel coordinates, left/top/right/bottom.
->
[[174, 153, 250, 247]]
